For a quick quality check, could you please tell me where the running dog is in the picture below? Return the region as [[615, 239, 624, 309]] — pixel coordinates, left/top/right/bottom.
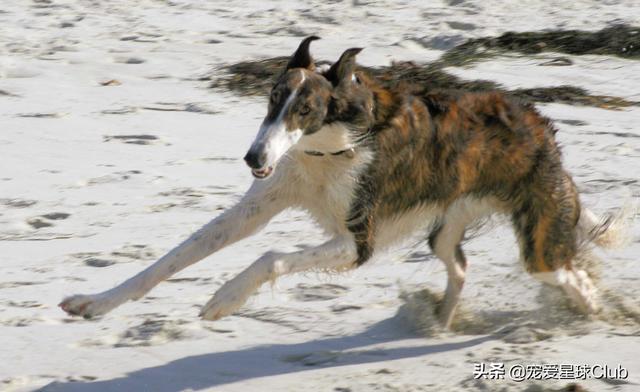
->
[[60, 36, 621, 328]]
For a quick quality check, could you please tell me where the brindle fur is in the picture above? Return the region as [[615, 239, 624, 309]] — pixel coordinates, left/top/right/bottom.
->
[[322, 59, 579, 275]]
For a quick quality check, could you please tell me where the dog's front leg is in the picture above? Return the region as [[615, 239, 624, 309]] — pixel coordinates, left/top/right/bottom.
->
[[60, 180, 287, 319], [200, 236, 357, 320]]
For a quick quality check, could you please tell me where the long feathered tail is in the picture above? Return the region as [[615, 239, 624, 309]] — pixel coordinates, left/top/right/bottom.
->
[[577, 200, 636, 249]]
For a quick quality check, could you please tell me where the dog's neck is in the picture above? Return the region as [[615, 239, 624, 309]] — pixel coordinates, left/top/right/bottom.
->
[[294, 122, 357, 155]]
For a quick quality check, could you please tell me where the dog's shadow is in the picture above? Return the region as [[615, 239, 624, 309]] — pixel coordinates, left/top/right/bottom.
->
[[37, 314, 495, 392]]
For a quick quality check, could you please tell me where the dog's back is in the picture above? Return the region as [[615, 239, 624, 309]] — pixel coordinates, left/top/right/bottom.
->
[[336, 71, 599, 326], [347, 76, 578, 270]]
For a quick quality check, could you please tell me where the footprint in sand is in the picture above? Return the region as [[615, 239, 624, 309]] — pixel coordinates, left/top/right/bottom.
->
[[158, 187, 209, 198], [5, 300, 43, 308], [236, 308, 312, 333], [200, 156, 238, 163], [111, 243, 156, 260], [280, 351, 340, 366], [141, 102, 219, 115], [26, 212, 70, 229], [0, 281, 47, 289], [83, 170, 142, 186], [289, 283, 349, 302], [1, 317, 45, 327], [115, 318, 192, 347], [101, 106, 137, 115], [0, 89, 19, 97], [113, 56, 146, 64], [151, 186, 235, 211], [16, 112, 66, 118], [80, 318, 195, 348], [559, 119, 588, 126], [159, 186, 235, 198], [69, 244, 157, 268], [83, 258, 115, 268], [41, 212, 70, 220], [166, 277, 213, 286], [0, 198, 37, 208], [1, 66, 41, 79], [103, 134, 158, 145], [26, 217, 53, 229], [99, 79, 121, 86], [330, 304, 362, 313], [446, 21, 476, 31]]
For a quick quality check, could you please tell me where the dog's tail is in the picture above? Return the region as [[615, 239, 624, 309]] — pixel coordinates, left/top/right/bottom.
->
[[577, 200, 636, 249]]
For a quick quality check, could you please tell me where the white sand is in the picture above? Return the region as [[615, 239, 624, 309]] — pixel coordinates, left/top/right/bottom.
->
[[1, 1, 639, 391]]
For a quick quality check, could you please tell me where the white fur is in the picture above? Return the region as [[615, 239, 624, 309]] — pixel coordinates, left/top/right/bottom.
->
[[578, 206, 634, 249], [294, 122, 357, 154], [376, 197, 498, 251], [425, 197, 500, 327], [376, 204, 442, 250], [60, 178, 289, 318], [200, 237, 356, 320], [532, 269, 599, 314], [250, 90, 302, 170], [289, 122, 375, 234], [247, 70, 307, 170]]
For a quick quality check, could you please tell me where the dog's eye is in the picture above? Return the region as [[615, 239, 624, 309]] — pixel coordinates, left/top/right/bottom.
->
[[299, 105, 311, 115]]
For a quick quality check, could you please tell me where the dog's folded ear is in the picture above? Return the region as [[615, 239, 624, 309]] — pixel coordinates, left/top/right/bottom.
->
[[286, 36, 320, 71], [325, 47, 363, 87]]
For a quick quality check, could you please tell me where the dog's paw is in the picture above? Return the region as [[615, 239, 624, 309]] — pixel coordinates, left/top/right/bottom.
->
[[199, 284, 250, 321], [576, 270, 601, 314], [59, 294, 112, 319], [564, 270, 600, 315]]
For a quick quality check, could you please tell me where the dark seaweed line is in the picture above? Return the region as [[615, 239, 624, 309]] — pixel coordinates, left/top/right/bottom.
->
[[207, 25, 640, 109], [440, 24, 640, 67]]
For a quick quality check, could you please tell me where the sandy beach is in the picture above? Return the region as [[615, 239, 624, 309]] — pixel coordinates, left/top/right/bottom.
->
[[1, 1, 639, 391]]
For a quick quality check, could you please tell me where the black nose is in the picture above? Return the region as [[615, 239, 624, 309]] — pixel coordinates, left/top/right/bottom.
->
[[244, 149, 266, 169]]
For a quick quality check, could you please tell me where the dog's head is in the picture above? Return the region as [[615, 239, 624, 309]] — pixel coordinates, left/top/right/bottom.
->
[[244, 36, 374, 179]]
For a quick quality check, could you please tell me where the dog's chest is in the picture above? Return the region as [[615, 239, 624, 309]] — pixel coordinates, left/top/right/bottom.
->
[[291, 157, 444, 246], [289, 150, 372, 235]]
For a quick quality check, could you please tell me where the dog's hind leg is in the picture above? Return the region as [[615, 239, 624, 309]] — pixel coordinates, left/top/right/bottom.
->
[[514, 177, 599, 314], [200, 236, 357, 320], [428, 216, 469, 330], [60, 180, 288, 319], [427, 198, 496, 329]]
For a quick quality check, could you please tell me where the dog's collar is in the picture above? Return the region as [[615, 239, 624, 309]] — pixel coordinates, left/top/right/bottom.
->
[[302, 126, 372, 159], [304, 147, 356, 158]]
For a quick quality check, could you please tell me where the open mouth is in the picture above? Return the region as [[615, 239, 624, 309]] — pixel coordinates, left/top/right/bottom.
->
[[251, 166, 273, 179]]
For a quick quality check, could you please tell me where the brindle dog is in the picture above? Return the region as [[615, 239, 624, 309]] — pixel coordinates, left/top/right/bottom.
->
[[61, 37, 618, 329]]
